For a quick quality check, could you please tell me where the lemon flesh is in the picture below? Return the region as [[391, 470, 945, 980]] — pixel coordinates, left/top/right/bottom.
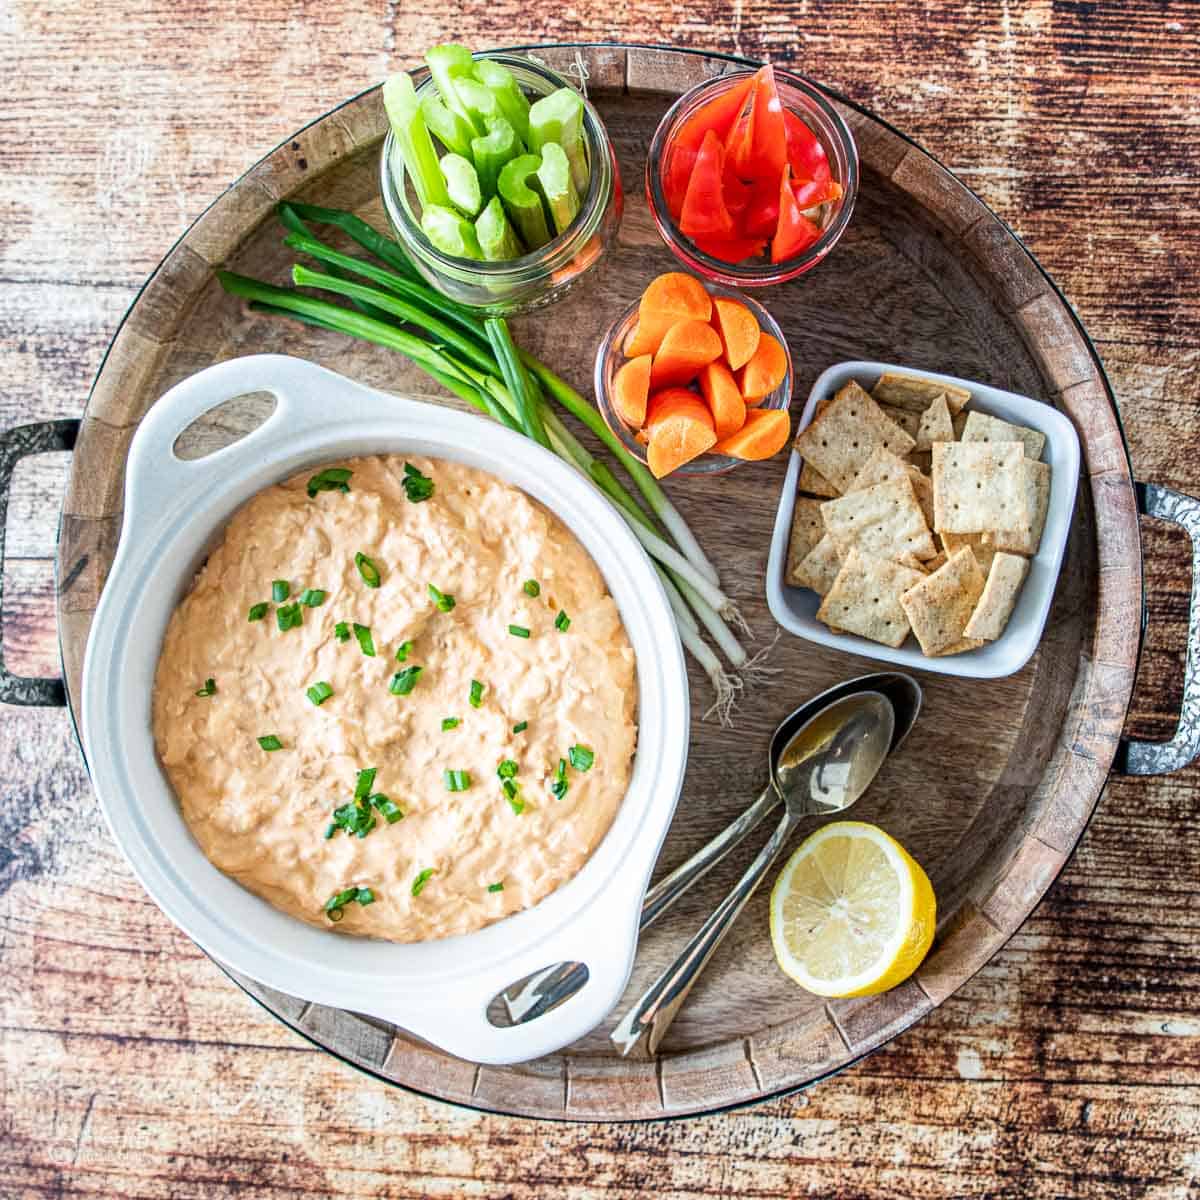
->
[[769, 820, 936, 998]]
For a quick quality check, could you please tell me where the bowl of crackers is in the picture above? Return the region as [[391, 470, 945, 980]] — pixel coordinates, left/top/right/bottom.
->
[[766, 361, 1080, 678]]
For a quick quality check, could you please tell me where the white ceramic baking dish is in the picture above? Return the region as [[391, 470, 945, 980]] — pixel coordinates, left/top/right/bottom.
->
[[80, 353, 689, 1066], [766, 360, 1081, 679]]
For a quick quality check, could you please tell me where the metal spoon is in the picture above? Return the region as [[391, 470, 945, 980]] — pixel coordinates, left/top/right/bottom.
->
[[499, 673, 921, 1026], [609, 690, 896, 1057]]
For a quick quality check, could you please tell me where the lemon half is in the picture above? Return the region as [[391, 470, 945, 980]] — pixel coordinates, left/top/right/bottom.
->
[[769, 820, 936, 998]]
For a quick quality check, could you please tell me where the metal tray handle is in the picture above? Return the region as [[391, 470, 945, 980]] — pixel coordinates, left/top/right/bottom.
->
[[0, 419, 78, 707], [1115, 481, 1200, 775]]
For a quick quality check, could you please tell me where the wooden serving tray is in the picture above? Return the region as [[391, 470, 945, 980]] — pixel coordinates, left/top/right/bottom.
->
[[52, 44, 1143, 1119]]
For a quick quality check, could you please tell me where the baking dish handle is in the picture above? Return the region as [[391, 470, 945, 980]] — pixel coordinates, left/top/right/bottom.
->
[[0, 419, 78, 707], [1116, 482, 1200, 775]]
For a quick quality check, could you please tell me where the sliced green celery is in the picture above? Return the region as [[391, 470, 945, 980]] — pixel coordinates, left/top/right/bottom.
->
[[421, 204, 483, 259], [425, 44, 481, 132], [454, 77, 500, 135], [497, 155, 552, 251], [473, 59, 531, 148], [440, 153, 483, 217], [536, 142, 580, 235], [420, 94, 475, 158], [475, 196, 524, 261], [383, 73, 451, 210], [527, 87, 588, 197], [471, 116, 519, 201]]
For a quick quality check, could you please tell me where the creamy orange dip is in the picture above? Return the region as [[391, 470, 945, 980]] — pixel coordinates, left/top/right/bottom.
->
[[153, 454, 637, 942]]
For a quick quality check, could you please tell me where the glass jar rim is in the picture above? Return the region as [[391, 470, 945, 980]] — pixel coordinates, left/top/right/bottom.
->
[[381, 52, 613, 280], [646, 67, 859, 282]]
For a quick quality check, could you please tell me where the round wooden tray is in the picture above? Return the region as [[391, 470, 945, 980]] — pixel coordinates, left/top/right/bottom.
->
[[54, 44, 1142, 1119]]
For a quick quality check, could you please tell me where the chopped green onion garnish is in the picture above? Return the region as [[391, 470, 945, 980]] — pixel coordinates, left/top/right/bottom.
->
[[428, 583, 456, 613], [487, 882, 504, 893], [503, 779, 525, 814], [402, 462, 435, 503], [358, 886, 375, 905], [469, 679, 485, 708], [512, 721, 528, 734], [335, 621, 351, 642], [508, 624, 531, 639], [395, 640, 413, 662], [323, 884, 374, 921], [307, 466, 353, 498], [554, 609, 571, 632], [306, 681, 334, 706], [551, 757, 569, 799], [300, 587, 326, 607], [248, 602, 269, 622], [276, 602, 303, 632], [354, 767, 377, 800], [442, 717, 460, 731], [194, 678, 216, 697], [523, 579, 541, 597], [497, 759, 518, 779], [353, 623, 376, 656], [444, 769, 471, 792], [329, 801, 375, 839], [371, 794, 404, 824], [389, 666, 423, 695], [258, 734, 283, 752], [569, 744, 595, 772], [272, 580, 290, 602], [355, 552, 381, 588], [411, 868, 435, 896]]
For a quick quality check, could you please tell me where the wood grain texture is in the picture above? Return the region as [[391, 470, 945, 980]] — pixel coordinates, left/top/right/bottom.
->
[[1, 1, 1198, 1195]]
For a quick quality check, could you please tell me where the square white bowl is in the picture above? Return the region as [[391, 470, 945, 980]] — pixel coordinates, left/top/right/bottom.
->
[[766, 361, 1081, 679]]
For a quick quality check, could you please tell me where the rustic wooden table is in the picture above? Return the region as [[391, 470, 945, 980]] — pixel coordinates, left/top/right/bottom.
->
[[2, 2, 1197, 1196]]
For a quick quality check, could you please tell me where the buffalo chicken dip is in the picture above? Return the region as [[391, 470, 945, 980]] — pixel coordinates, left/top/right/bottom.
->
[[153, 455, 638, 941]]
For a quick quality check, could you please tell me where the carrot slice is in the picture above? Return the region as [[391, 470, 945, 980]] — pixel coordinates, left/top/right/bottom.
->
[[737, 331, 788, 403], [712, 408, 791, 460], [645, 390, 717, 478], [612, 354, 652, 429], [711, 297, 762, 370], [649, 319, 723, 389], [697, 360, 747, 441], [624, 271, 713, 358]]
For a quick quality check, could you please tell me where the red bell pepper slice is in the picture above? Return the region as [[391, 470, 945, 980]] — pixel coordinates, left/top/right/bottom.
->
[[783, 109, 830, 188], [663, 77, 754, 219], [771, 165, 822, 264], [727, 64, 789, 183], [680, 129, 735, 239], [691, 234, 767, 264], [740, 174, 781, 239]]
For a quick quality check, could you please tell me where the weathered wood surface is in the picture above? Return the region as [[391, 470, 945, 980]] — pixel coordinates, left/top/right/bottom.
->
[[1, 1, 1198, 1195]]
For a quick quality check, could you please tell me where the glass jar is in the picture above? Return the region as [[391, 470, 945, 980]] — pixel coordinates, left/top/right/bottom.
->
[[645, 68, 858, 288], [380, 53, 622, 314]]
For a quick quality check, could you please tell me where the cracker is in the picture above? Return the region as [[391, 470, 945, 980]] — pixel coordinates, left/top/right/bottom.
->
[[961, 410, 1046, 462], [932, 636, 986, 657], [816, 548, 925, 648], [879, 404, 921, 439], [791, 533, 844, 595], [798, 460, 840, 498], [785, 498, 826, 585], [939, 530, 996, 576], [922, 550, 948, 573], [908, 449, 933, 474], [846, 446, 911, 493], [821, 478, 937, 562], [794, 381, 916, 491], [907, 466, 935, 527], [931, 441, 1029, 534], [983, 459, 1051, 555], [964, 552, 1030, 641], [872, 371, 971, 414], [915, 394, 954, 452], [899, 547, 986, 656]]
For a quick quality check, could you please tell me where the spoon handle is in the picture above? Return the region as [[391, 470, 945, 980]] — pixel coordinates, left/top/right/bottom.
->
[[610, 808, 799, 1058]]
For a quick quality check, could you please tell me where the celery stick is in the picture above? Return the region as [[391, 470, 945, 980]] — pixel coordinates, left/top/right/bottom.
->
[[421, 204, 482, 258], [420, 94, 475, 158], [528, 87, 588, 196], [471, 116, 519, 201], [439, 153, 483, 217], [425, 44, 481, 132], [475, 196, 524, 261], [473, 59, 531, 148], [498, 154, 551, 250], [536, 142, 580, 235], [383, 73, 451, 210], [454, 77, 500, 134]]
